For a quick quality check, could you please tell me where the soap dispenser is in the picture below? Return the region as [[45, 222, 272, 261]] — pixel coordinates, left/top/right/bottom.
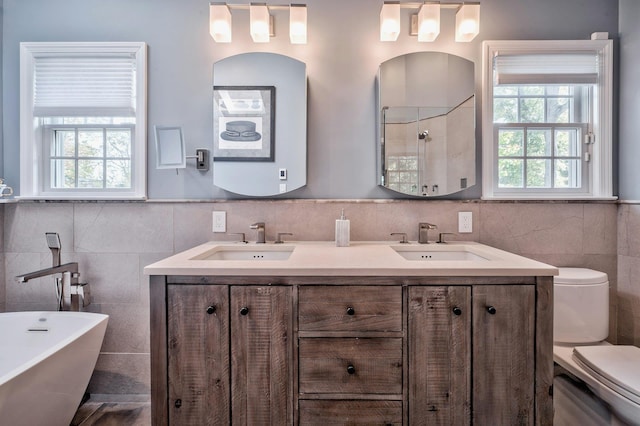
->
[[335, 209, 350, 247]]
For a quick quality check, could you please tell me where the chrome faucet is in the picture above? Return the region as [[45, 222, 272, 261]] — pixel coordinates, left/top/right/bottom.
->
[[418, 222, 437, 244], [250, 222, 266, 244], [16, 233, 90, 311]]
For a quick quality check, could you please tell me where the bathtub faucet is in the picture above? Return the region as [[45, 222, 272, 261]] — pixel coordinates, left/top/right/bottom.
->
[[16, 262, 91, 311]]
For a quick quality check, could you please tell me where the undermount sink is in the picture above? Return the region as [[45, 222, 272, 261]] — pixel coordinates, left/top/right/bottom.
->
[[392, 246, 489, 261], [192, 245, 295, 261]]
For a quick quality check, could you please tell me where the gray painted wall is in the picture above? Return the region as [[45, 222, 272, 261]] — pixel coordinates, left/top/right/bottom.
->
[[619, 0, 640, 201], [2, 0, 619, 199]]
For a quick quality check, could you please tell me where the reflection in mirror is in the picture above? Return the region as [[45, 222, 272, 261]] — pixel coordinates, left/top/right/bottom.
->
[[213, 53, 307, 197], [155, 126, 186, 169], [378, 52, 475, 196]]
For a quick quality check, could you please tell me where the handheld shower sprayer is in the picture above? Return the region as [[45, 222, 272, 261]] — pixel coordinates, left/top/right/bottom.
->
[[45, 232, 61, 267]]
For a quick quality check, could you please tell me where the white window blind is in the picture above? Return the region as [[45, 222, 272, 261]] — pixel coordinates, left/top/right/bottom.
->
[[493, 52, 599, 85], [33, 55, 137, 117]]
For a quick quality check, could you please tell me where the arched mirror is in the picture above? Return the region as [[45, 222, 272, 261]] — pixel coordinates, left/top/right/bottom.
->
[[378, 52, 475, 196], [213, 52, 307, 196]]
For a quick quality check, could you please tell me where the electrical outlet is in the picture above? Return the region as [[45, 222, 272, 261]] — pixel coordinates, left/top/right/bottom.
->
[[212, 211, 226, 233], [458, 211, 472, 233]]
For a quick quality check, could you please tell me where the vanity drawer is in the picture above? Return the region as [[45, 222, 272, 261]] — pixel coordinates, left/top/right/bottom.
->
[[299, 400, 402, 425], [298, 337, 403, 394], [298, 286, 402, 332]]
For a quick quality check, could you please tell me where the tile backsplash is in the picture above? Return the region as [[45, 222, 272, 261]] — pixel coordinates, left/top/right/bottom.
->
[[0, 200, 625, 395]]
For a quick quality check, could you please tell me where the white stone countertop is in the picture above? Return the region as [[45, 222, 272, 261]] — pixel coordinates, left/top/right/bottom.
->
[[144, 241, 558, 277]]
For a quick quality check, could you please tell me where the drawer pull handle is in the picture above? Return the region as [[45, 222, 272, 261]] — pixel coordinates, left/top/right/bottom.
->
[[452, 306, 462, 316], [240, 306, 249, 316], [487, 306, 497, 315], [206, 305, 216, 315], [346, 364, 356, 375], [346, 307, 355, 316]]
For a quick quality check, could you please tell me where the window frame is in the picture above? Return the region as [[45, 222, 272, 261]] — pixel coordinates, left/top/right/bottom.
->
[[481, 39, 614, 200], [19, 42, 147, 200]]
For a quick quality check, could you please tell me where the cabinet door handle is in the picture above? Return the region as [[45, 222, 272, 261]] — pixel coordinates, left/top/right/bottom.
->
[[206, 305, 216, 315], [487, 306, 497, 315], [346, 364, 356, 375], [174, 399, 182, 408], [346, 306, 355, 316], [240, 306, 249, 316], [452, 306, 462, 316]]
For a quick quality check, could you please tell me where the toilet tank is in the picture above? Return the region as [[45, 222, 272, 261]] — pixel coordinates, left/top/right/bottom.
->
[[554, 268, 609, 344]]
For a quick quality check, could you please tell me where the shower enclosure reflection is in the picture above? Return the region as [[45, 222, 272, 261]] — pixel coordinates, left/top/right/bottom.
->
[[378, 52, 475, 196]]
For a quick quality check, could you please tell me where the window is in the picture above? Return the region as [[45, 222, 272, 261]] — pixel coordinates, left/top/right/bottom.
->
[[482, 39, 614, 199], [20, 42, 147, 199], [386, 155, 419, 195]]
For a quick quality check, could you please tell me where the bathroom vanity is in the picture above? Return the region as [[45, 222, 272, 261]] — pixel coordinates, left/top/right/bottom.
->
[[145, 242, 556, 425]]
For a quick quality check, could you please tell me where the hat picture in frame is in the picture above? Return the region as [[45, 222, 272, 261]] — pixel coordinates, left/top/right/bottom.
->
[[213, 86, 275, 162]]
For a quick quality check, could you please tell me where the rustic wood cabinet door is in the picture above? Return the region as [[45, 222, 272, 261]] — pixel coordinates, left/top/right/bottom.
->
[[408, 286, 471, 426], [230, 286, 293, 426], [472, 285, 535, 425], [167, 285, 230, 425]]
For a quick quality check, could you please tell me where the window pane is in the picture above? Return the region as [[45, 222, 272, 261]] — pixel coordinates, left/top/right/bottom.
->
[[494, 98, 517, 123], [53, 130, 75, 157], [106, 129, 131, 158], [498, 159, 523, 188], [498, 129, 524, 156], [527, 159, 552, 188], [555, 159, 581, 188], [527, 129, 551, 156], [555, 128, 581, 157], [520, 98, 544, 122], [78, 130, 104, 157], [494, 86, 517, 96], [387, 158, 398, 171], [106, 160, 131, 188], [547, 98, 570, 123], [519, 86, 544, 96], [50, 159, 75, 188], [78, 160, 104, 188], [546, 86, 571, 96]]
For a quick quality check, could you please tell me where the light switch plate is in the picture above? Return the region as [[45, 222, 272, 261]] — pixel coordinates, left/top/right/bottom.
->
[[458, 211, 472, 233], [212, 211, 226, 233]]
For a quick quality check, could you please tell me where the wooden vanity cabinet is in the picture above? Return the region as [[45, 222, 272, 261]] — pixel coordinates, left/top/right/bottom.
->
[[150, 276, 552, 426], [164, 283, 293, 426]]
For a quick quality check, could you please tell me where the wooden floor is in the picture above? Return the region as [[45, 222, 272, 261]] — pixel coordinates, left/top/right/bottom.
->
[[71, 401, 151, 426]]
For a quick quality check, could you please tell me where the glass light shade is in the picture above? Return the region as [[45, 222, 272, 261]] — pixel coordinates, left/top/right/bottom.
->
[[289, 4, 307, 44], [455, 3, 480, 42], [250, 3, 271, 43], [417, 2, 440, 42], [380, 2, 401, 42], [209, 4, 232, 43]]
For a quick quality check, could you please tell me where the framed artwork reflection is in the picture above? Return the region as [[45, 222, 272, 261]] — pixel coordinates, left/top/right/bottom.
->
[[213, 86, 275, 162]]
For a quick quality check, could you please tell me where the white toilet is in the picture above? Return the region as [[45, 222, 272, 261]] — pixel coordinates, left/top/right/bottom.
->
[[554, 267, 640, 425]]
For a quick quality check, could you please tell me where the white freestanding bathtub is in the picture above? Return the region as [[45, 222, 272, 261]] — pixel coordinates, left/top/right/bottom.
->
[[0, 311, 108, 426]]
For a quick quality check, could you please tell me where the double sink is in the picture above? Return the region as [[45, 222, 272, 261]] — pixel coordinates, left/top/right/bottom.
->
[[192, 243, 489, 262]]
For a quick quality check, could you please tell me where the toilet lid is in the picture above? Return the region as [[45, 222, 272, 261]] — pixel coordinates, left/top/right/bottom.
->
[[555, 268, 608, 285], [573, 345, 640, 404]]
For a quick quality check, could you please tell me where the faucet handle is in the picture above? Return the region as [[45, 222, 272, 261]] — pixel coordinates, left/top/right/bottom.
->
[[228, 232, 247, 243], [390, 232, 408, 244], [275, 232, 293, 244], [437, 232, 455, 244]]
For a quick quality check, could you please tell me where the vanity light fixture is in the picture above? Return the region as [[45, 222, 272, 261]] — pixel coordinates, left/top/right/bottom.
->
[[209, 2, 307, 44], [455, 2, 480, 42], [417, 2, 440, 42], [250, 3, 271, 43], [209, 3, 232, 43], [389, 1, 480, 42], [289, 4, 307, 44], [380, 1, 401, 41]]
